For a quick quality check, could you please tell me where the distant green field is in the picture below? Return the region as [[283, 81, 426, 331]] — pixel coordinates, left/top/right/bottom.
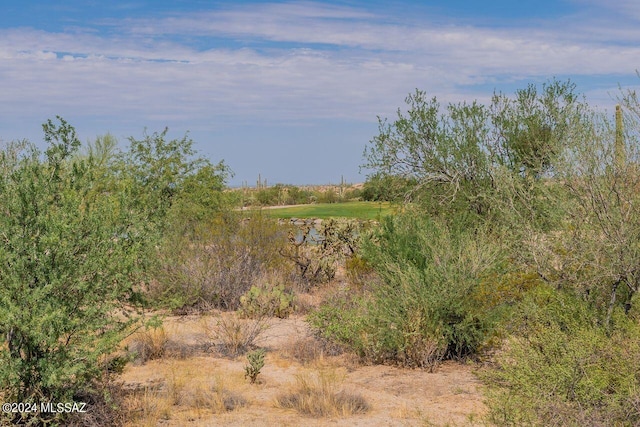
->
[[264, 201, 394, 220]]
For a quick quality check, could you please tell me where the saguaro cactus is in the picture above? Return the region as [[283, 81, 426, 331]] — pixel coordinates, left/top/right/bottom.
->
[[615, 104, 625, 170]]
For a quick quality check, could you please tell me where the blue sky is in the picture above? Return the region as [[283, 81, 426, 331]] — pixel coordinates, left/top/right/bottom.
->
[[1, 0, 639, 186]]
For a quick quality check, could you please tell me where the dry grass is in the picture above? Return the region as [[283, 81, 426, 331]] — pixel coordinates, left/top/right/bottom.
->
[[125, 323, 203, 364], [124, 386, 173, 426], [126, 325, 169, 364], [390, 401, 414, 420], [123, 360, 247, 426], [200, 313, 269, 357], [280, 336, 326, 365], [116, 313, 486, 426], [280, 335, 347, 367], [170, 377, 246, 413], [276, 370, 370, 418]]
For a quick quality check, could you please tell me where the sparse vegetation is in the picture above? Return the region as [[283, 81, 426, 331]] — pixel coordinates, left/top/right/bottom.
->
[[148, 212, 290, 312], [123, 362, 247, 426], [281, 336, 328, 365], [127, 325, 169, 364]]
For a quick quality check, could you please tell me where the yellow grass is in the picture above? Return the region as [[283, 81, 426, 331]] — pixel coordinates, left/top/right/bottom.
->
[[276, 369, 370, 418], [123, 359, 247, 426], [117, 311, 487, 426]]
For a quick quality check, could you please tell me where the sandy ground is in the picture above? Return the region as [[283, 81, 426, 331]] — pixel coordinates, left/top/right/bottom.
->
[[120, 313, 487, 426]]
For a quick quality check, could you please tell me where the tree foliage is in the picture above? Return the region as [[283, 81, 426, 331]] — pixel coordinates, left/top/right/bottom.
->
[[490, 79, 583, 178], [363, 79, 586, 218], [119, 128, 231, 232], [526, 93, 640, 326], [0, 118, 145, 424]]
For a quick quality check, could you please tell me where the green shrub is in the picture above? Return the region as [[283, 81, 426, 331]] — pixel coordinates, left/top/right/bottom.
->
[[311, 213, 507, 369], [239, 283, 295, 319], [0, 120, 145, 425], [483, 285, 640, 426], [309, 292, 369, 357], [284, 185, 313, 205], [342, 187, 363, 201], [247, 184, 312, 206], [344, 255, 377, 289], [361, 173, 416, 202], [255, 186, 279, 205], [316, 188, 338, 203]]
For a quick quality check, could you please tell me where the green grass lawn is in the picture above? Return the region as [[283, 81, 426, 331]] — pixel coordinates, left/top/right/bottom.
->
[[264, 201, 394, 220]]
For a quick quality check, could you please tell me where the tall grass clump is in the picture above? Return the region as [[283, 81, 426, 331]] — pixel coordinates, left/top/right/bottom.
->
[[276, 371, 369, 417], [200, 313, 268, 357]]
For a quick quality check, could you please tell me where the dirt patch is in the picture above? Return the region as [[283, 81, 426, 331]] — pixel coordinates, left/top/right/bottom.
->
[[119, 314, 486, 426]]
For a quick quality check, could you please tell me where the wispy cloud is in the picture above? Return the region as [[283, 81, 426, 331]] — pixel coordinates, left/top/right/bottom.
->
[[1, 1, 638, 137]]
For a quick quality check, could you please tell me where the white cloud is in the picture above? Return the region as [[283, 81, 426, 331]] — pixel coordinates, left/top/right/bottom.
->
[[0, 0, 638, 133]]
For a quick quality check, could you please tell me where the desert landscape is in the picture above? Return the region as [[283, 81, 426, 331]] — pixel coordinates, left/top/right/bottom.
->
[[120, 283, 486, 426], [4, 72, 640, 427]]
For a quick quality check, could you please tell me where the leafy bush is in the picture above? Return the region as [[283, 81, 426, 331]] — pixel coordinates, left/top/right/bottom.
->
[[316, 188, 338, 203], [477, 84, 640, 426], [0, 119, 145, 425], [247, 183, 312, 206], [484, 285, 640, 426], [309, 292, 369, 356], [311, 212, 507, 369], [255, 186, 279, 205], [342, 187, 363, 200], [361, 173, 416, 202], [344, 255, 377, 289]]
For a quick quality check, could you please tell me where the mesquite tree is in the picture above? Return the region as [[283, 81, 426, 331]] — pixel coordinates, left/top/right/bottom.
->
[[0, 118, 144, 424], [363, 79, 585, 220]]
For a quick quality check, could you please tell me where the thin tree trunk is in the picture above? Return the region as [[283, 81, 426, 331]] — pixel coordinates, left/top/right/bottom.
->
[[606, 280, 620, 329]]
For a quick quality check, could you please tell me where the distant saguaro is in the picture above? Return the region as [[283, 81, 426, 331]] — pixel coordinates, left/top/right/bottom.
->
[[615, 104, 625, 170]]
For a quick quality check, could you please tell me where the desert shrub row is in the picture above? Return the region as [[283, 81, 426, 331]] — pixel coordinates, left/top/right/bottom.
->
[[313, 78, 640, 425]]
